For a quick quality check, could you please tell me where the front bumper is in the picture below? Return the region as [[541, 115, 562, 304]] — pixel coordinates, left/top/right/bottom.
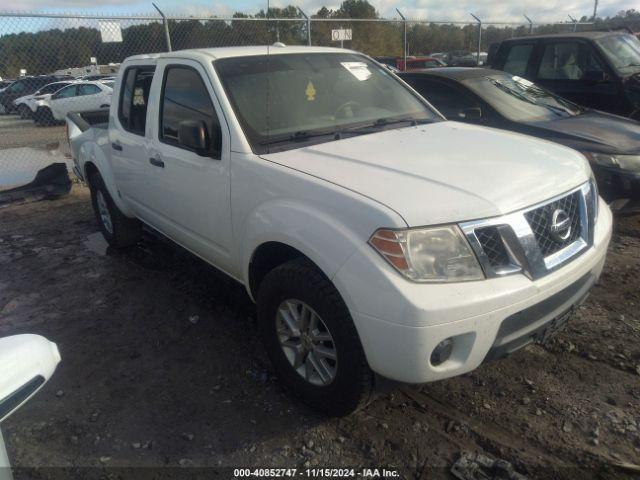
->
[[333, 198, 612, 384]]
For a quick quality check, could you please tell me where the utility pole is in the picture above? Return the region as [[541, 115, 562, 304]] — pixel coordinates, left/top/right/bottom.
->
[[592, 0, 598, 20], [396, 8, 407, 70]]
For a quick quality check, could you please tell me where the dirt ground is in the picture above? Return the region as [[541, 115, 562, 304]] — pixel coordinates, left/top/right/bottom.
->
[[0, 185, 639, 479]]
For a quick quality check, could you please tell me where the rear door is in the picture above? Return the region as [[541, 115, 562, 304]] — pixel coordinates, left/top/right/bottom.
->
[[73, 83, 109, 112], [144, 58, 233, 270], [494, 42, 536, 78], [110, 63, 156, 212], [532, 39, 618, 111]]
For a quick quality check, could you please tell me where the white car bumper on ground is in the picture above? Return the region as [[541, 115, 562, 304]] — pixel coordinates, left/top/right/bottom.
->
[[334, 198, 612, 384]]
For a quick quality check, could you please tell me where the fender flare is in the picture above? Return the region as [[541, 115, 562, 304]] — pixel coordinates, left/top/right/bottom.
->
[[239, 198, 367, 302], [79, 141, 136, 217]]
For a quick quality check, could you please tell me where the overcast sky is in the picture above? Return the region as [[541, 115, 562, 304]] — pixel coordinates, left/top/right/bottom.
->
[[0, 0, 635, 23]]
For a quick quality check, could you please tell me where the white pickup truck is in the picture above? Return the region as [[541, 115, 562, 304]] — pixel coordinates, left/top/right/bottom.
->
[[68, 45, 612, 416]]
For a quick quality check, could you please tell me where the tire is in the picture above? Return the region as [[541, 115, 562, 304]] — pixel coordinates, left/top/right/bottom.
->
[[35, 107, 54, 126], [88, 171, 141, 248], [257, 258, 374, 416]]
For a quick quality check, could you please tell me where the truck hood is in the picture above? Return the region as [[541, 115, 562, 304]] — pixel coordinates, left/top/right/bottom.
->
[[261, 121, 591, 227]]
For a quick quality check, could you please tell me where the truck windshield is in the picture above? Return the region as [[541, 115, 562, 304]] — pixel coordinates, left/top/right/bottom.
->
[[595, 34, 640, 75], [464, 74, 583, 122], [214, 53, 438, 153]]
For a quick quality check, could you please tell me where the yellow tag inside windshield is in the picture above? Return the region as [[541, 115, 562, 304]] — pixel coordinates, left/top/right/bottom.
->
[[305, 81, 316, 101]]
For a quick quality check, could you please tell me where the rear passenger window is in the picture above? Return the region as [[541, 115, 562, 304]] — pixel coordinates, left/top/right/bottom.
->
[[119, 66, 155, 136], [502, 44, 534, 76], [78, 84, 101, 96], [537, 42, 605, 80], [160, 66, 221, 157]]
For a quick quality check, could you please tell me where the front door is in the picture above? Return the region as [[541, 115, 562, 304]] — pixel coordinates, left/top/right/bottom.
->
[[144, 59, 233, 271]]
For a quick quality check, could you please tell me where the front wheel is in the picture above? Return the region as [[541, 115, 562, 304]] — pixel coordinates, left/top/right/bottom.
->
[[35, 107, 54, 126], [88, 171, 141, 248], [257, 258, 374, 416]]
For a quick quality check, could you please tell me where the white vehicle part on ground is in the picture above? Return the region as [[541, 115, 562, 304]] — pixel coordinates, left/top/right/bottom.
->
[[0, 335, 61, 479]]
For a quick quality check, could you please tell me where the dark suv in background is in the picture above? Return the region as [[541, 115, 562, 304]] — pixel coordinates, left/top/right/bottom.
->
[[0, 75, 69, 114], [488, 31, 640, 120]]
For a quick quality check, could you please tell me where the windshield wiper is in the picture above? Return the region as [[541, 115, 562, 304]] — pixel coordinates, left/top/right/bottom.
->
[[260, 129, 341, 146], [347, 117, 431, 133]]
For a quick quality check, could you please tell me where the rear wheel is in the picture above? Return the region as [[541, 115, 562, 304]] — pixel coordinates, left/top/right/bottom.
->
[[17, 104, 30, 119], [88, 171, 141, 248], [257, 258, 374, 416]]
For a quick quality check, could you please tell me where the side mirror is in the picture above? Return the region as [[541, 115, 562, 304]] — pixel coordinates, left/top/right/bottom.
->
[[461, 107, 482, 120], [0, 335, 60, 424], [178, 119, 210, 155], [583, 70, 607, 84]]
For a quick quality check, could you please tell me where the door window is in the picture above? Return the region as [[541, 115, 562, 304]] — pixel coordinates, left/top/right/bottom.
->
[[537, 42, 604, 80], [502, 44, 534, 76], [160, 65, 221, 157], [53, 85, 77, 99], [409, 79, 481, 119], [118, 66, 155, 136], [78, 84, 101, 96]]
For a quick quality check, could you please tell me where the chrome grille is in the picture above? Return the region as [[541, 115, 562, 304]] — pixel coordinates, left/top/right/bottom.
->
[[460, 183, 594, 281], [475, 226, 510, 268], [524, 191, 581, 256]]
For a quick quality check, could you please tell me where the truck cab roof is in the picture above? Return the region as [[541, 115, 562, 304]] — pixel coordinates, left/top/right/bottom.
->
[[125, 45, 355, 63]]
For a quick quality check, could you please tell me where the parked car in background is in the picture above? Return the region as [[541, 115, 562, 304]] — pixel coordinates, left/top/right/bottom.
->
[[77, 74, 114, 81], [0, 79, 13, 90], [34, 81, 112, 126], [68, 46, 610, 415], [400, 68, 640, 201], [396, 56, 447, 71], [13, 80, 75, 119], [0, 75, 69, 114], [488, 31, 640, 120]]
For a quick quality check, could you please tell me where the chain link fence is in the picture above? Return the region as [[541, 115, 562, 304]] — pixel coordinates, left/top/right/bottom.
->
[[0, 9, 628, 194]]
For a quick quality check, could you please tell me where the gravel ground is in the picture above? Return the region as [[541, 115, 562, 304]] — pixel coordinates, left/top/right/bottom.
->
[[0, 186, 639, 479], [0, 115, 65, 150]]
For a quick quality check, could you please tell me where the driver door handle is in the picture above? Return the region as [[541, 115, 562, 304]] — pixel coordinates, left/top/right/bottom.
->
[[149, 157, 164, 168]]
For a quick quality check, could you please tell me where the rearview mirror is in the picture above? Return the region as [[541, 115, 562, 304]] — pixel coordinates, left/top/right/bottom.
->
[[461, 107, 482, 120], [583, 70, 607, 84], [178, 119, 211, 155]]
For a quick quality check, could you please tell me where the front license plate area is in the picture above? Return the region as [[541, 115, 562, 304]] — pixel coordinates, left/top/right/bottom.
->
[[534, 307, 575, 345]]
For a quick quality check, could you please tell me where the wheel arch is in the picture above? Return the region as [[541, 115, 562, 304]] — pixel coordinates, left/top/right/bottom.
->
[[80, 144, 135, 218]]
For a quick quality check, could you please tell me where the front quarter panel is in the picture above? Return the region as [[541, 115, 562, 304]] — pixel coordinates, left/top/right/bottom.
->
[[232, 152, 406, 300]]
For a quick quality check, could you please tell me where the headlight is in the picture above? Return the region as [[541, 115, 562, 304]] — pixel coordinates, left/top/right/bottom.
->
[[586, 152, 640, 174], [369, 225, 484, 282]]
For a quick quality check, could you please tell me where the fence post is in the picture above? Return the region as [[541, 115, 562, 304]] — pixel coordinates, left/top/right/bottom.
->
[[524, 14, 533, 35], [152, 3, 172, 52], [396, 8, 407, 69], [297, 7, 311, 46], [568, 14, 578, 32], [470, 13, 481, 66]]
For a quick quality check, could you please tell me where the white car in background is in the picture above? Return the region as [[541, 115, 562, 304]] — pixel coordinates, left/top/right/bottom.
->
[[34, 80, 113, 126], [13, 80, 75, 119]]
